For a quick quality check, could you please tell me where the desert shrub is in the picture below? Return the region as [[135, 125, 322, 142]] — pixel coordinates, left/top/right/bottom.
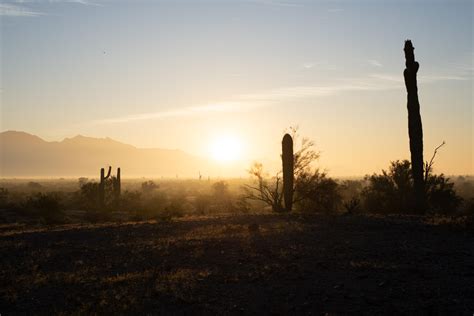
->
[[158, 195, 187, 221], [343, 197, 361, 214], [362, 160, 414, 213], [425, 174, 462, 214], [362, 160, 462, 214], [120, 190, 142, 212], [125, 190, 170, 220], [25, 192, 64, 223], [294, 170, 342, 213], [244, 127, 342, 214], [340, 180, 363, 211], [146, 191, 168, 210], [78, 177, 89, 187], [243, 163, 284, 213], [0, 188, 9, 208], [194, 194, 212, 215], [454, 178, 474, 200], [212, 181, 229, 196], [340, 180, 363, 199], [27, 181, 43, 191], [212, 181, 234, 212], [460, 198, 474, 215], [142, 181, 159, 194], [79, 182, 100, 209], [79, 182, 116, 222], [165, 196, 186, 216], [235, 196, 251, 214]]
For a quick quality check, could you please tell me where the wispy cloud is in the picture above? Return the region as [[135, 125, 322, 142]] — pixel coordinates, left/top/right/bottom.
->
[[419, 74, 468, 82], [94, 78, 401, 125], [248, 0, 303, 7], [93, 70, 469, 125], [93, 102, 250, 124], [66, 0, 102, 7], [368, 59, 383, 67], [0, 3, 43, 16], [11, 0, 103, 7], [302, 62, 316, 69], [370, 73, 402, 83], [300, 61, 339, 71]]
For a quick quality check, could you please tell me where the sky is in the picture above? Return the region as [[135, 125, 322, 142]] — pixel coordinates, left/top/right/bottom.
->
[[1, 0, 473, 177]]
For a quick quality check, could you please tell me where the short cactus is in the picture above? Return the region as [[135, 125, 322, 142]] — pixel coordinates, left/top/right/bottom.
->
[[99, 166, 121, 207]]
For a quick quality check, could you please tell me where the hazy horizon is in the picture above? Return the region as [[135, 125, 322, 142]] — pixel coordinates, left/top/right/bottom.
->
[[1, 0, 473, 177], [1, 129, 473, 179]]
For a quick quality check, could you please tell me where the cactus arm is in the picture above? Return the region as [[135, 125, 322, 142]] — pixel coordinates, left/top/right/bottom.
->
[[104, 166, 112, 179]]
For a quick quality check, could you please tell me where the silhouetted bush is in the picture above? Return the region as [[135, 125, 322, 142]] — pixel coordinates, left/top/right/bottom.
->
[[244, 128, 328, 213], [235, 196, 251, 214], [461, 198, 474, 215], [79, 182, 100, 209], [0, 188, 9, 208], [362, 160, 461, 214], [120, 190, 142, 212], [294, 170, 342, 213], [160, 195, 187, 220], [27, 181, 43, 191], [343, 197, 361, 214], [425, 173, 462, 214], [78, 177, 89, 187], [25, 192, 64, 223], [212, 181, 233, 212], [141, 181, 159, 194], [194, 194, 212, 215]]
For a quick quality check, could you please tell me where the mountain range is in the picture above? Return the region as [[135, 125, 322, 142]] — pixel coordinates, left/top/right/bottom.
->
[[0, 131, 213, 177]]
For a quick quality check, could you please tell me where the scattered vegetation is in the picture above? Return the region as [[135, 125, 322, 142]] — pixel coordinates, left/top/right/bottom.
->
[[0, 169, 470, 225], [362, 160, 462, 214], [0, 130, 470, 224]]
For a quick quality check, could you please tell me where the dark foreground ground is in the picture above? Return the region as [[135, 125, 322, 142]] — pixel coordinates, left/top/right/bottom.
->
[[1, 214, 473, 315]]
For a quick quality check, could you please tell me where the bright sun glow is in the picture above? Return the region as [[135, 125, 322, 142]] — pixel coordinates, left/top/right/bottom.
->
[[210, 135, 242, 162]]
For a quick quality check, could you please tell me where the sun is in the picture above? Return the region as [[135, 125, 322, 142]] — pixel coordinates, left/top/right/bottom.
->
[[210, 135, 242, 162]]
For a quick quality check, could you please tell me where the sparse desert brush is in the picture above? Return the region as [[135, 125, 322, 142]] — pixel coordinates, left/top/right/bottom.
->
[[343, 197, 361, 214], [294, 170, 342, 213], [141, 180, 159, 194], [193, 193, 212, 215], [425, 214, 474, 229], [25, 192, 64, 224], [362, 160, 462, 214], [0, 187, 9, 207]]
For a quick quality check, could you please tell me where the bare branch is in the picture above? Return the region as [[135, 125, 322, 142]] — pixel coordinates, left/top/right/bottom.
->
[[424, 141, 445, 182]]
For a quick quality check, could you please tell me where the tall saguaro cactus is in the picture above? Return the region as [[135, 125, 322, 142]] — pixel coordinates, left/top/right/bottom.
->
[[282, 134, 294, 212], [99, 166, 112, 207], [403, 40, 425, 212], [114, 167, 121, 200]]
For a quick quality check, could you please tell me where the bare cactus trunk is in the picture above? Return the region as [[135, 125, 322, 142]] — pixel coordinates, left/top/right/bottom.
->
[[114, 167, 121, 201], [403, 40, 425, 212], [282, 134, 294, 212]]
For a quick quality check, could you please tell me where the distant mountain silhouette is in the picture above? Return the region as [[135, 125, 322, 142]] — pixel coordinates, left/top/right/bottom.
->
[[0, 131, 212, 177]]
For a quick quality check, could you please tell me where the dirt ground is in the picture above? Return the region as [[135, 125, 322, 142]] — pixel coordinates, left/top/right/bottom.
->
[[1, 214, 473, 315]]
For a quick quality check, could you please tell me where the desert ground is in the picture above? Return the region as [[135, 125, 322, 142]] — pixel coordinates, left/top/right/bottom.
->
[[1, 213, 473, 314]]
